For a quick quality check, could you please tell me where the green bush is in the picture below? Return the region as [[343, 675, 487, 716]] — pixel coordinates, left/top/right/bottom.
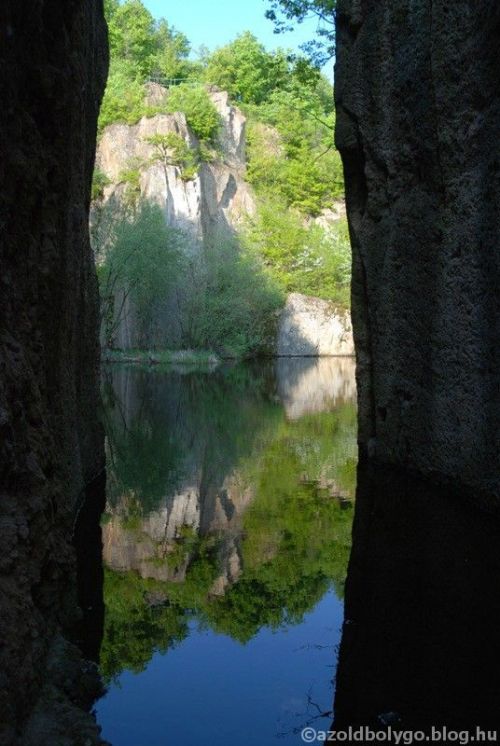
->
[[91, 169, 111, 201], [182, 238, 285, 357], [246, 90, 344, 216], [165, 84, 221, 142], [146, 133, 200, 181], [290, 218, 351, 306], [117, 158, 144, 203], [99, 59, 146, 131], [95, 200, 185, 347], [244, 199, 351, 306]]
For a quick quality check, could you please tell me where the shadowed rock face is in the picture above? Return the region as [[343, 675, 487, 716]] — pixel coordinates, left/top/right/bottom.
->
[[335, 1, 500, 498], [0, 2, 107, 743]]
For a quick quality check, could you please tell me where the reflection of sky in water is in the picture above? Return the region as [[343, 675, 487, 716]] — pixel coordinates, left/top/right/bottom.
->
[[96, 358, 357, 745], [97, 592, 343, 746]]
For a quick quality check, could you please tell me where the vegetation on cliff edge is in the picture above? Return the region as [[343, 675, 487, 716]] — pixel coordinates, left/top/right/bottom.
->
[[94, 0, 349, 357]]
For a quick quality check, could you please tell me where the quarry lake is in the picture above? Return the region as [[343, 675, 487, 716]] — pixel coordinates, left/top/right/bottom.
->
[[94, 358, 357, 745]]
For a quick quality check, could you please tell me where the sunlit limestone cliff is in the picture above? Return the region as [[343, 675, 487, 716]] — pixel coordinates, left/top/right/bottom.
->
[[94, 83, 353, 356]]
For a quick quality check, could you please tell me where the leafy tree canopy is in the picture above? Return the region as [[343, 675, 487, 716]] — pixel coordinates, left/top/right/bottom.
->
[[265, 0, 336, 66], [203, 32, 290, 105]]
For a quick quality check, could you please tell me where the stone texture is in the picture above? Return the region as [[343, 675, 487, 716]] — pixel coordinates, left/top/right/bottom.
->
[[0, 1, 107, 742], [312, 200, 347, 231], [335, 0, 500, 497], [208, 87, 247, 164], [277, 293, 354, 357]]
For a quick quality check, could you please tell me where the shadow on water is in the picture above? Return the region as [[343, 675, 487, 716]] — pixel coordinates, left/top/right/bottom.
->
[[334, 461, 500, 733]]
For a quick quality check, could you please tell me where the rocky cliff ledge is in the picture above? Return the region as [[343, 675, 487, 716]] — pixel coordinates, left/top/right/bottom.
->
[[335, 0, 500, 498], [96, 85, 255, 244], [0, 2, 107, 743]]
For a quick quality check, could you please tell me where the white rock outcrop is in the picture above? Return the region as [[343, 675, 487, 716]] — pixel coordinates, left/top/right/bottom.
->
[[95, 86, 354, 356], [208, 87, 246, 164], [277, 293, 354, 357], [95, 88, 255, 243]]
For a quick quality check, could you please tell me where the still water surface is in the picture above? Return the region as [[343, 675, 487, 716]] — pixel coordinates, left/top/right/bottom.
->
[[95, 358, 357, 745]]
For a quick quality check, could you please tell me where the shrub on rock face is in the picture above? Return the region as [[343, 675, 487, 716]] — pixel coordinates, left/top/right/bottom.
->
[[91, 169, 111, 201], [165, 84, 221, 142], [146, 133, 199, 181], [99, 59, 146, 131]]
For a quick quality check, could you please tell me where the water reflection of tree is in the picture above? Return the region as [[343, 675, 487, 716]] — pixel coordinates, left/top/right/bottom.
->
[[99, 367, 357, 682], [205, 470, 352, 642], [101, 364, 282, 517]]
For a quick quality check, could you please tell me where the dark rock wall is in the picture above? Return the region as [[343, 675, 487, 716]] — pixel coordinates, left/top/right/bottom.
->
[[0, 2, 107, 742], [335, 1, 500, 497]]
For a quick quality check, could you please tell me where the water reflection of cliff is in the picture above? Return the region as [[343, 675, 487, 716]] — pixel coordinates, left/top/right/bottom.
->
[[100, 359, 357, 680], [277, 357, 356, 420]]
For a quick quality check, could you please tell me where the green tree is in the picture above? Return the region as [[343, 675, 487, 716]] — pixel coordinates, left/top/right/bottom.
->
[[265, 0, 336, 66], [94, 200, 184, 347], [107, 0, 156, 77], [100, 569, 189, 683], [181, 237, 284, 358], [99, 58, 146, 130], [146, 133, 199, 181], [150, 20, 194, 81], [204, 32, 289, 105], [243, 75, 342, 215], [104, 0, 119, 21]]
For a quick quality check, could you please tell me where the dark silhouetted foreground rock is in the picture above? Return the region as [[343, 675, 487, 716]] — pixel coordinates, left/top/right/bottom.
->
[[0, 2, 107, 743], [335, 1, 500, 498]]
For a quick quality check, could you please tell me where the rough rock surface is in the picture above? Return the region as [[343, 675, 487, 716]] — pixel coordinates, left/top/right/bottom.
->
[[208, 88, 247, 164], [335, 0, 500, 497], [277, 293, 354, 357], [0, 1, 107, 742], [96, 88, 255, 242]]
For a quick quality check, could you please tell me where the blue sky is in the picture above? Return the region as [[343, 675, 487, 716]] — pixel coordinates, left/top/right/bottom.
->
[[142, 0, 333, 79]]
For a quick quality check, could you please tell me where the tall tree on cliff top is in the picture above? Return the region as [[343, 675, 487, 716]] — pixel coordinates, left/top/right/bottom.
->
[[265, 0, 336, 66], [104, 0, 193, 80]]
